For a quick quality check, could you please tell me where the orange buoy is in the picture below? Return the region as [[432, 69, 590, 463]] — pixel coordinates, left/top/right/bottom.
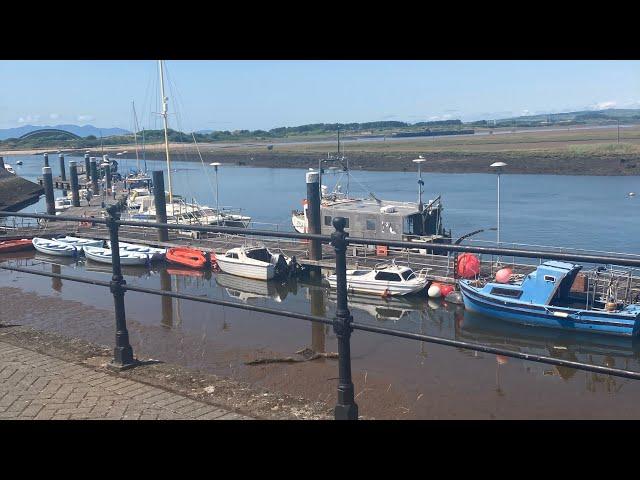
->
[[438, 283, 454, 297]]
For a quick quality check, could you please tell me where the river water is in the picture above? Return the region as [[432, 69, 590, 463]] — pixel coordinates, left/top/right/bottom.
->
[[2, 153, 640, 418]]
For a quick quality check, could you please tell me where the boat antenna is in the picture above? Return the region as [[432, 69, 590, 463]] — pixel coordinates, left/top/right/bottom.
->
[[412, 156, 426, 212], [159, 60, 173, 203], [141, 128, 147, 173], [132, 101, 141, 172]]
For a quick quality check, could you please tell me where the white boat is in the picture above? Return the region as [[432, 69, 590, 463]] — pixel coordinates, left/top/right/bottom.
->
[[106, 241, 166, 261], [54, 197, 73, 212], [84, 246, 150, 266], [326, 262, 429, 296], [15, 160, 23, 165], [214, 246, 290, 280], [32, 237, 78, 257], [4, 165, 16, 175], [54, 236, 104, 251]]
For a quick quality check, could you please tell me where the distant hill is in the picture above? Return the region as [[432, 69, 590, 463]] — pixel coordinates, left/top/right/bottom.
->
[[474, 108, 640, 127], [0, 124, 131, 141]]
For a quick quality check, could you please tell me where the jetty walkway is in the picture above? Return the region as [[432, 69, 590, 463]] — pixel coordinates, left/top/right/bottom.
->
[[0, 339, 251, 420]]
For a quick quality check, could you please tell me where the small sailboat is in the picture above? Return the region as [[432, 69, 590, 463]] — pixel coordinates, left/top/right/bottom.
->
[[32, 237, 78, 257], [326, 262, 429, 296], [84, 246, 150, 266], [459, 260, 640, 337], [106, 241, 166, 261], [0, 239, 34, 253], [54, 236, 104, 251], [214, 246, 291, 280]]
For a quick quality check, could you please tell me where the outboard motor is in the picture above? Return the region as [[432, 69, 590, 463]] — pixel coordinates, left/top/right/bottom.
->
[[273, 254, 290, 279]]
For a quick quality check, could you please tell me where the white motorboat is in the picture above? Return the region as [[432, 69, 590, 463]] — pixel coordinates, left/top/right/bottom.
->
[[326, 262, 429, 296], [106, 241, 166, 261], [54, 236, 104, 251], [4, 165, 16, 175], [54, 197, 73, 212], [214, 246, 290, 281], [32, 237, 78, 257], [84, 246, 150, 266]]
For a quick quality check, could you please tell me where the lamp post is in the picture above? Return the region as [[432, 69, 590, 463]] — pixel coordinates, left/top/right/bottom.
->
[[490, 162, 507, 245], [209, 162, 221, 215], [412, 156, 426, 212]]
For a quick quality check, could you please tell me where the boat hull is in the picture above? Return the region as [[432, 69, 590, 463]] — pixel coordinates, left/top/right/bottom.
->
[[166, 247, 207, 269], [32, 238, 78, 257], [0, 239, 34, 253], [84, 247, 149, 266], [327, 276, 429, 296], [215, 257, 275, 280], [459, 281, 640, 337]]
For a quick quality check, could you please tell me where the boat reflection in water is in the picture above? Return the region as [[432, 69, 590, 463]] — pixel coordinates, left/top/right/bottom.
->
[[82, 260, 154, 279], [456, 309, 640, 385], [215, 272, 290, 303], [328, 290, 425, 323]]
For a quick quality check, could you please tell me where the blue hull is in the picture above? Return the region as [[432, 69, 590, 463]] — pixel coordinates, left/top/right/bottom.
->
[[460, 282, 639, 337]]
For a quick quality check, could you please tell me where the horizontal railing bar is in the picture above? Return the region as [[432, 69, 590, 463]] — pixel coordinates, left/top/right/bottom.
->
[[4, 210, 640, 267], [2, 262, 640, 382]]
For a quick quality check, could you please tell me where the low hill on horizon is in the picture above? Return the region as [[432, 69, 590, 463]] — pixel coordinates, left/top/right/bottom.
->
[[0, 124, 131, 141]]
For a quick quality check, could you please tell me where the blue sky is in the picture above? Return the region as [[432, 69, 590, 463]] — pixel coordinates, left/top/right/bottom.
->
[[0, 60, 638, 131]]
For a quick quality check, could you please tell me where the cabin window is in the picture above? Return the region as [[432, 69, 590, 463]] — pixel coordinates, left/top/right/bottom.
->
[[324, 216, 332, 226], [226, 252, 239, 259], [375, 272, 402, 282], [544, 275, 556, 282], [366, 220, 376, 231], [490, 287, 523, 299], [401, 270, 416, 281]]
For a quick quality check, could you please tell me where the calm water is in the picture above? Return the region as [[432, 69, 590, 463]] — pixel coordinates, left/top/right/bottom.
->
[[3, 153, 640, 418]]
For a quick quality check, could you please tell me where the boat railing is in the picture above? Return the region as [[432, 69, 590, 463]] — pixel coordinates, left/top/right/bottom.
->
[[7, 210, 640, 420]]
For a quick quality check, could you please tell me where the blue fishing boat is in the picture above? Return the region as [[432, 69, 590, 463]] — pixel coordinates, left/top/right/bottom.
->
[[459, 261, 640, 337]]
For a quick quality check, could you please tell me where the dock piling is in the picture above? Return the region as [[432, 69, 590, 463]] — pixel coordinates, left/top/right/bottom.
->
[[106, 205, 136, 370], [105, 162, 112, 193], [90, 158, 99, 194], [152, 170, 169, 241], [0, 157, 4, 169], [42, 166, 55, 215], [331, 217, 358, 420], [59, 153, 66, 181], [69, 160, 80, 207], [84, 154, 90, 180], [306, 171, 322, 261], [43, 153, 49, 167]]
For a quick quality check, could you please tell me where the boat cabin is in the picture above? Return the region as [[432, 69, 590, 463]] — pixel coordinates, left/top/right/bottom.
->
[[319, 197, 450, 243], [479, 261, 583, 307]]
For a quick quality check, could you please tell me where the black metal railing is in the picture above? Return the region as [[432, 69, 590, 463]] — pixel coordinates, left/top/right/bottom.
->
[[3, 209, 640, 420]]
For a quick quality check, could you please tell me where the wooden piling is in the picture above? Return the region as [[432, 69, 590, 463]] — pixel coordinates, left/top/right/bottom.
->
[[152, 170, 169, 241], [90, 158, 99, 194], [42, 166, 55, 215], [44, 153, 49, 167], [306, 171, 322, 261], [59, 154, 66, 181], [69, 160, 80, 207]]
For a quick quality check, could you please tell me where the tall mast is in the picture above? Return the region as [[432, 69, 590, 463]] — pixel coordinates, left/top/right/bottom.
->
[[159, 60, 173, 203], [132, 101, 140, 172]]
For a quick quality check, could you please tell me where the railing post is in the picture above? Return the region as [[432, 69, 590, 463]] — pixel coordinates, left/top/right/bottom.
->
[[106, 205, 136, 370], [331, 216, 358, 420]]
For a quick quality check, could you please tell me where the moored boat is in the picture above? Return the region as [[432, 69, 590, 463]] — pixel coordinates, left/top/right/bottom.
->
[[459, 260, 640, 337], [54, 236, 104, 251], [214, 246, 290, 280], [106, 241, 166, 261], [0, 239, 34, 253], [326, 262, 430, 296], [32, 237, 78, 257], [166, 247, 207, 269], [83, 246, 150, 266]]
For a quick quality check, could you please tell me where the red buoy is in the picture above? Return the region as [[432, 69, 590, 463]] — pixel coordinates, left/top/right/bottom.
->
[[457, 253, 480, 279]]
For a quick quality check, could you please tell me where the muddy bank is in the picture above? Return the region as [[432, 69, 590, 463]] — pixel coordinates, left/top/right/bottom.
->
[[65, 148, 640, 176], [0, 168, 43, 211]]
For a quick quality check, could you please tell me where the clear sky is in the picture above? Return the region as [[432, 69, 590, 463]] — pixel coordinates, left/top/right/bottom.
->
[[0, 60, 638, 131]]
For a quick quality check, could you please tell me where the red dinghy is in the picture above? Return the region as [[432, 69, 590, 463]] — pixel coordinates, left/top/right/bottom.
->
[[166, 247, 207, 269], [0, 239, 34, 253]]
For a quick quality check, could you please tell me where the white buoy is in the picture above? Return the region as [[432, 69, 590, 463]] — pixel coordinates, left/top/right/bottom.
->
[[428, 284, 441, 298]]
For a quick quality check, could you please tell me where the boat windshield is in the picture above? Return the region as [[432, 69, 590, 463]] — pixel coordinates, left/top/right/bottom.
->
[[246, 248, 271, 263], [401, 270, 416, 281]]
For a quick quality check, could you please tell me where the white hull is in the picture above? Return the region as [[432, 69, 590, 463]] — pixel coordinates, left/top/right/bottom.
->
[[32, 238, 77, 257], [292, 213, 306, 234], [215, 257, 275, 280], [55, 236, 103, 251], [107, 241, 166, 261], [84, 246, 149, 265], [327, 266, 429, 297], [327, 277, 427, 296]]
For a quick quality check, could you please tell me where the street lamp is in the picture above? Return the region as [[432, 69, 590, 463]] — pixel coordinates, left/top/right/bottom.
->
[[209, 162, 221, 215], [490, 161, 507, 245], [412, 156, 426, 212]]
